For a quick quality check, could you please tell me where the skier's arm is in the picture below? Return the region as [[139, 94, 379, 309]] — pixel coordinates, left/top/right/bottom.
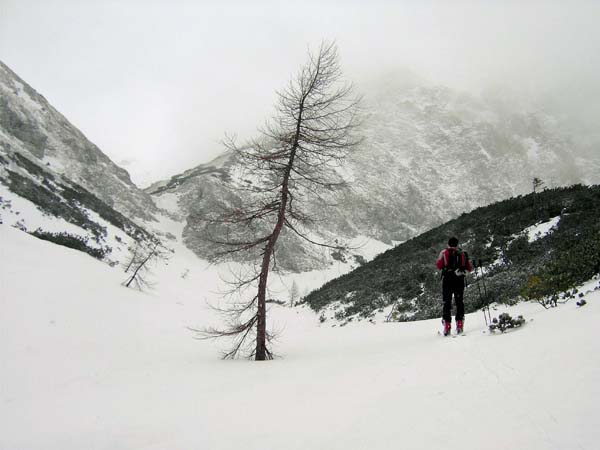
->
[[436, 250, 445, 270]]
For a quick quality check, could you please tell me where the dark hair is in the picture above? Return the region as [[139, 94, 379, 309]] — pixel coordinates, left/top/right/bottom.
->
[[448, 237, 459, 247]]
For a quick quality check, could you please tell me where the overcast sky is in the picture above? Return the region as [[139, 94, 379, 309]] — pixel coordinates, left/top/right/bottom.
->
[[1, 0, 599, 186]]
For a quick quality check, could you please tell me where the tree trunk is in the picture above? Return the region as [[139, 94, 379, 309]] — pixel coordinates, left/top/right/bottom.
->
[[255, 182, 290, 360], [254, 104, 303, 360]]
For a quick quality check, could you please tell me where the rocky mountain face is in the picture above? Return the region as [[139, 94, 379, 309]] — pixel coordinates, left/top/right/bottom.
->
[[0, 60, 157, 223], [2, 58, 597, 273], [0, 60, 162, 263], [344, 80, 596, 240], [148, 151, 343, 272], [148, 78, 599, 271]]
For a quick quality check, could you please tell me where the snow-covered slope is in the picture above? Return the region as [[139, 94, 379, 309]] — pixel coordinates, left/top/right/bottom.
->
[[1, 222, 599, 450], [0, 176, 147, 265], [0, 60, 157, 222], [0, 60, 166, 263], [149, 78, 600, 271]]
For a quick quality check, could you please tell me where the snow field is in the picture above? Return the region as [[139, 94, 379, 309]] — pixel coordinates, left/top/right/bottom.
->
[[524, 216, 561, 243], [1, 224, 599, 450]]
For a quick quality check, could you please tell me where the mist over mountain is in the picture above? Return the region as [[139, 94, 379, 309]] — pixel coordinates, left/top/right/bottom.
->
[[148, 74, 599, 270], [1, 57, 598, 273]]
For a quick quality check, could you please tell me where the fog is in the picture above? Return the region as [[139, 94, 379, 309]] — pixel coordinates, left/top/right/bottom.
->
[[1, 0, 599, 186]]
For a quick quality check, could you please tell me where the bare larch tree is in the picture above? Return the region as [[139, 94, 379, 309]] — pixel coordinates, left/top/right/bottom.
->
[[201, 41, 361, 360], [122, 239, 169, 291]]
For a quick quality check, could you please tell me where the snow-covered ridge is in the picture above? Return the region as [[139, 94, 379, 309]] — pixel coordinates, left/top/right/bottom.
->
[[0, 60, 157, 223], [0, 148, 158, 266]]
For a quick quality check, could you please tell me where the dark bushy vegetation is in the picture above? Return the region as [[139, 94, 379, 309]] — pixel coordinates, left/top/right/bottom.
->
[[30, 229, 110, 260], [305, 185, 600, 321], [489, 313, 526, 333], [6, 169, 108, 241], [1, 151, 151, 243]]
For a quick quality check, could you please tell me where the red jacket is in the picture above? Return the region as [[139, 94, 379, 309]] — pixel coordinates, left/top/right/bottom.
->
[[436, 247, 472, 272]]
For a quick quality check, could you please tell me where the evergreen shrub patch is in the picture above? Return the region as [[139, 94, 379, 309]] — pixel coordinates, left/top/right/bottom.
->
[[30, 229, 111, 260], [1, 151, 152, 244], [305, 185, 600, 321], [489, 313, 526, 333]]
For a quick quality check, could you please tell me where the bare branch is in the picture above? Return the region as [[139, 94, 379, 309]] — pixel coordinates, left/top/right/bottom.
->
[[199, 40, 361, 360]]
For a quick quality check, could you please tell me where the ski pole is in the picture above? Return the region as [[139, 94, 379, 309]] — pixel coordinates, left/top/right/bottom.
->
[[473, 259, 488, 326], [478, 259, 492, 324], [385, 302, 396, 322]]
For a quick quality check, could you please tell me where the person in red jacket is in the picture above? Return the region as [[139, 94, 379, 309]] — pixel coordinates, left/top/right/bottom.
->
[[436, 237, 472, 335]]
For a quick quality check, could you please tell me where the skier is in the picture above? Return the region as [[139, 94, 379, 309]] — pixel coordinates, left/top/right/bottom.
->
[[436, 237, 472, 335]]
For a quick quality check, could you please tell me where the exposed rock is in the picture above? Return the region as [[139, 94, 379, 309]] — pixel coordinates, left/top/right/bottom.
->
[[0, 60, 157, 223]]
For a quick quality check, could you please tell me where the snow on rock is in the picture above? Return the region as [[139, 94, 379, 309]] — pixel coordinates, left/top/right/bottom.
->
[[525, 216, 561, 242], [1, 223, 599, 450], [0, 183, 134, 263], [0, 60, 157, 223]]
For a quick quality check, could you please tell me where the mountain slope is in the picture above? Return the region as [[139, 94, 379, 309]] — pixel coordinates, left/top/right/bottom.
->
[[304, 184, 600, 322], [149, 79, 600, 270], [346, 82, 594, 239], [147, 151, 370, 272], [0, 60, 157, 223], [0, 148, 155, 262]]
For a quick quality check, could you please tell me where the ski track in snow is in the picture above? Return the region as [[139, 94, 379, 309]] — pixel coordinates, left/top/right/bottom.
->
[[1, 223, 599, 450]]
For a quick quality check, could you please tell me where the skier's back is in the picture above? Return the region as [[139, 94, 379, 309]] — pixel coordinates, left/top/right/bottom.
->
[[436, 237, 472, 335]]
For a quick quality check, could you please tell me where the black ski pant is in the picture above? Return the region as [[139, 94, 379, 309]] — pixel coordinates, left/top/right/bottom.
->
[[442, 275, 465, 323]]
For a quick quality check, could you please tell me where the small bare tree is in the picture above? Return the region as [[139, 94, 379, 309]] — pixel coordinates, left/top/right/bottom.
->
[[122, 240, 169, 291], [199, 41, 361, 360]]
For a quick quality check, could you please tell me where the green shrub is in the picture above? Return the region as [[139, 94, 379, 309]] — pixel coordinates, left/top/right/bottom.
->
[[489, 313, 526, 333]]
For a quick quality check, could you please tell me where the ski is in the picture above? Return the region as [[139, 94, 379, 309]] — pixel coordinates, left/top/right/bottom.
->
[[437, 330, 467, 338]]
